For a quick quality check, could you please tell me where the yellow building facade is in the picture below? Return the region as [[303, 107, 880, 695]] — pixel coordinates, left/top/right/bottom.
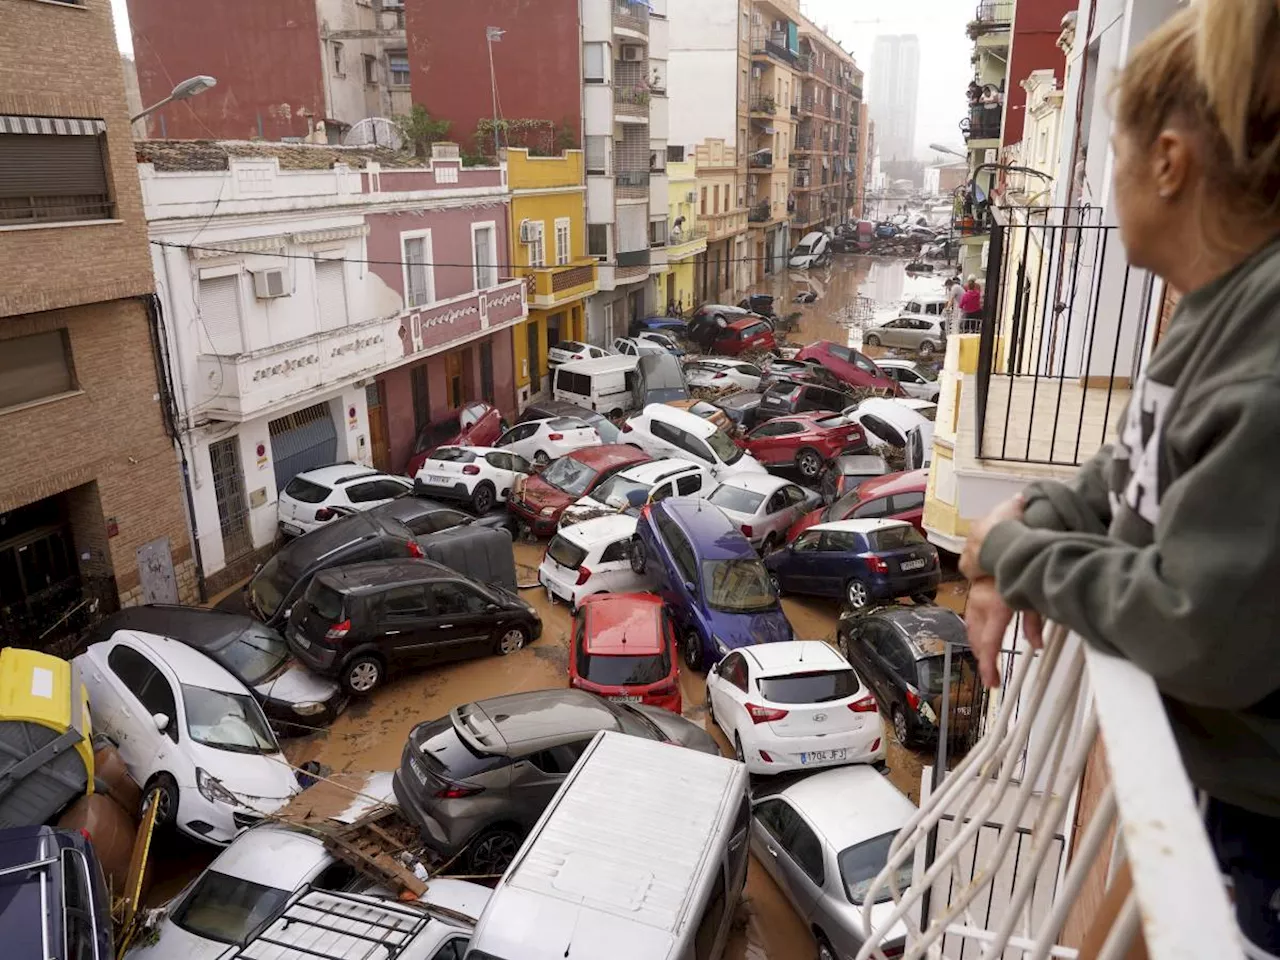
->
[[664, 158, 707, 314], [507, 148, 598, 405]]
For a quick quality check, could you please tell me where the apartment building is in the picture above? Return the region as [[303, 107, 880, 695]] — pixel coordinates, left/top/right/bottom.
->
[[869, 35, 920, 164], [141, 140, 525, 588], [693, 139, 750, 302], [0, 0, 197, 651], [127, 0, 410, 141], [663, 157, 708, 313]]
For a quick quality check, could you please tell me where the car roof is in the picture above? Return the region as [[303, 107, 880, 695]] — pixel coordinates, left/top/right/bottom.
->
[[895, 398, 938, 412], [812, 518, 912, 535], [660, 497, 754, 560], [693, 356, 746, 368], [855, 398, 931, 430], [833, 454, 891, 474], [365, 497, 462, 526], [715, 391, 761, 409], [856, 468, 928, 498], [207, 825, 331, 887], [273, 511, 391, 565], [525, 400, 603, 421], [742, 640, 848, 676], [639, 403, 717, 438], [456, 689, 620, 754], [777, 766, 917, 851], [875, 358, 927, 371], [569, 443, 650, 469], [99, 629, 248, 694], [555, 355, 639, 374], [425, 445, 504, 457], [97, 604, 260, 650], [716, 472, 793, 495], [582, 594, 666, 656], [726, 316, 761, 331], [618, 457, 700, 484], [315, 558, 455, 594], [799, 231, 825, 243], [873, 605, 968, 658], [559, 514, 637, 545], [291, 463, 381, 487]]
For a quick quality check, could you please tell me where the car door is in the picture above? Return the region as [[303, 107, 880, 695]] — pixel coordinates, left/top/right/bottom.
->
[[664, 523, 702, 630], [816, 529, 862, 598], [778, 484, 812, 534], [101, 643, 175, 778], [375, 584, 439, 667], [595, 537, 638, 594], [707, 652, 749, 745], [345, 478, 412, 512], [750, 798, 825, 920], [775, 529, 823, 591], [426, 581, 498, 661], [483, 451, 524, 502], [746, 420, 800, 466], [495, 422, 539, 460], [506, 739, 593, 824], [858, 621, 904, 708], [890, 490, 927, 532], [647, 419, 684, 461], [674, 428, 719, 474]]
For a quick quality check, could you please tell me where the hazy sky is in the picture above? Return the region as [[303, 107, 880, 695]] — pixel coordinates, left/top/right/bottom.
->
[[110, 0, 970, 160]]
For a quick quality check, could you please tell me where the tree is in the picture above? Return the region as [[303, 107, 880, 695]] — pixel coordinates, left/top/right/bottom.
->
[[395, 105, 451, 158]]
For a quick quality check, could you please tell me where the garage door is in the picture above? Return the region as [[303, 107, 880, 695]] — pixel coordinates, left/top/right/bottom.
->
[[269, 403, 338, 492]]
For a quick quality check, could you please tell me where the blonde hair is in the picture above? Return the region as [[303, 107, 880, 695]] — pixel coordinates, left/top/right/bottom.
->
[[1113, 0, 1280, 245]]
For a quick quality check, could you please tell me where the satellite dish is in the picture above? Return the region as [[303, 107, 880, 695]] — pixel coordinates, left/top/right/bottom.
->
[[344, 117, 404, 151]]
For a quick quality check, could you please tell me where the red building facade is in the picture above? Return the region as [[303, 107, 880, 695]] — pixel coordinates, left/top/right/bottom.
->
[[1002, 1, 1075, 146]]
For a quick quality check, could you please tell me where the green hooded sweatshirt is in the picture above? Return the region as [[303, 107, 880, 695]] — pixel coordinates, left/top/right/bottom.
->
[[980, 236, 1280, 818]]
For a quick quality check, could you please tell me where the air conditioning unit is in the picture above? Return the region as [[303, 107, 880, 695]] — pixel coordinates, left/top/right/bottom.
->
[[685, 191, 696, 203], [621, 46, 644, 62], [252, 268, 287, 299], [519, 220, 541, 244]]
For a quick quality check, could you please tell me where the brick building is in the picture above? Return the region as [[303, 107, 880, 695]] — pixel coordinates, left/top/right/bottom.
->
[[0, 0, 197, 652]]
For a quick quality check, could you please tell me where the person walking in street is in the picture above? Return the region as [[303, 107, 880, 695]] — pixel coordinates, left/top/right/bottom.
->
[[958, 277, 982, 333], [960, 0, 1280, 954]]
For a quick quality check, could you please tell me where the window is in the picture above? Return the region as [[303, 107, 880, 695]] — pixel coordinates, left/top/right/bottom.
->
[[860, 414, 904, 447], [693, 866, 727, 960], [667, 145, 685, 163], [363, 54, 377, 84], [346, 478, 408, 502], [526, 220, 546, 267], [585, 136, 608, 174], [388, 53, 410, 86], [852, 496, 891, 519], [429, 939, 469, 960], [0, 121, 113, 226], [410, 364, 430, 434], [431, 581, 490, 615], [821, 530, 861, 553], [891, 491, 925, 513], [712, 184, 720, 214], [648, 218, 667, 247], [583, 42, 606, 82], [758, 799, 825, 885], [554, 218, 571, 265], [599, 539, 630, 564], [332, 41, 345, 76], [676, 473, 703, 496], [700, 186, 707, 215], [198, 274, 244, 355], [0, 329, 76, 410], [315, 259, 348, 330], [666, 527, 698, 585], [588, 223, 609, 259], [402, 234, 433, 307], [473, 223, 497, 289], [527, 740, 590, 775], [793, 530, 821, 553], [61, 849, 97, 960], [719, 653, 748, 690], [383, 585, 431, 616]]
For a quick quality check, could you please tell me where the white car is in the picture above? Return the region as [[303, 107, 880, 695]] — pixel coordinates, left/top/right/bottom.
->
[[636, 331, 684, 354], [707, 640, 885, 775], [413, 446, 532, 514], [874, 359, 942, 402], [494, 416, 601, 466], [842, 398, 937, 468], [277, 465, 413, 537], [612, 336, 667, 357], [538, 514, 646, 610], [558, 457, 716, 529], [548, 340, 610, 366], [789, 231, 831, 269], [683, 357, 763, 392], [76, 630, 301, 845], [622, 403, 766, 481], [705, 474, 821, 552]]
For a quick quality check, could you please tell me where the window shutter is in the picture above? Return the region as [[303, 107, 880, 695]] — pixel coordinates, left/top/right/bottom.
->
[[199, 275, 244, 355], [315, 260, 348, 330]]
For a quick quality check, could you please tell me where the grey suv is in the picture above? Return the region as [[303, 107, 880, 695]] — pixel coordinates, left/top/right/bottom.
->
[[392, 689, 719, 874]]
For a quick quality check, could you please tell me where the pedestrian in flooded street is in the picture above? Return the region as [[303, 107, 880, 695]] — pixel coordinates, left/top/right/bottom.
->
[[959, 0, 1280, 954]]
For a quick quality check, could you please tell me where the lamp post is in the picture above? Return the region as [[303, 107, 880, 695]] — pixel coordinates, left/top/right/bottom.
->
[[485, 27, 505, 159], [928, 142, 967, 160], [131, 75, 217, 124]]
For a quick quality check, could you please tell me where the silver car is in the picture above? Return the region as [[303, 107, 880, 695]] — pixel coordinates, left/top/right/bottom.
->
[[706, 474, 821, 552], [862, 316, 946, 357], [750, 765, 917, 960]]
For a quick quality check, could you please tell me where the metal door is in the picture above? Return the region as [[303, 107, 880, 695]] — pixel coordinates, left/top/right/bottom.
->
[[136, 537, 178, 605], [209, 436, 253, 561], [269, 403, 338, 492], [366, 382, 391, 473]]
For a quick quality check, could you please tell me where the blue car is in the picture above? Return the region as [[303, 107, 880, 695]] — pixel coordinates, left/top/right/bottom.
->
[[764, 518, 940, 609], [629, 315, 689, 337], [630, 497, 793, 670]]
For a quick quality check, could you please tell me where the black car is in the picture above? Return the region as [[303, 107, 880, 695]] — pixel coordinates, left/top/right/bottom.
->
[[756, 380, 859, 423], [0, 826, 113, 960], [88, 605, 346, 731], [711, 390, 764, 433], [837, 605, 979, 748], [286, 558, 542, 695], [517, 399, 621, 444], [246, 512, 422, 629]]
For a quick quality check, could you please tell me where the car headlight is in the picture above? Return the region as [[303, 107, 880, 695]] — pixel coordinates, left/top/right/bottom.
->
[[539, 506, 556, 517], [196, 767, 239, 805], [713, 635, 731, 657], [292, 701, 327, 717]]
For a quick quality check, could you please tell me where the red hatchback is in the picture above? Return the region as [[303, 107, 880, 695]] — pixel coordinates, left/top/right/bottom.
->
[[712, 317, 777, 356], [793, 340, 901, 395], [739, 413, 867, 481], [507, 444, 650, 536], [405, 401, 505, 477], [786, 468, 929, 542], [570, 593, 681, 713]]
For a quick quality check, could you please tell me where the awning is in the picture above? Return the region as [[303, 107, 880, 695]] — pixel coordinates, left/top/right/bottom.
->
[[0, 115, 106, 136]]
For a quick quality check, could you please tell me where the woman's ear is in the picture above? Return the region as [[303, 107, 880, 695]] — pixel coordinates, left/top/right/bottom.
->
[[1152, 129, 1192, 200]]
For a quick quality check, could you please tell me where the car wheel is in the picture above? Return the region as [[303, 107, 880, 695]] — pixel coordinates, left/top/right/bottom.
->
[[761, 533, 781, 556], [845, 578, 870, 609], [913, 589, 938, 604], [683, 628, 705, 672], [467, 825, 524, 876], [629, 537, 647, 575], [141, 772, 179, 827], [892, 706, 911, 745], [919, 340, 937, 358], [795, 447, 824, 479], [864, 333, 881, 347], [533, 450, 550, 467], [342, 655, 384, 696], [471, 482, 495, 515], [734, 733, 745, 764], [816, 932, 838, 960], [495, 625, 528, 655], [769, 571, 785, 596]]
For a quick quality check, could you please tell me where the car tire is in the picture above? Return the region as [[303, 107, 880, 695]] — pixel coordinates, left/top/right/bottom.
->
[[864, 333, 882, 347], [795, 447, 824, 480], [141, 772, 179, 828], [683, 628, 705, 673], [892, 706, 911, 746], [471, 482, 496, 515], [629, 537, 647, 575], [845, 578, 870, 609], [533, 450, 550, 468], [769, 571, 786, 596], [815, 931, 838, 960], [494, 625, 528, 656], [919, 340, 937, 358], [466, 825, 524, 876], [913, 589, 938, 604], [341, 655, 384, 696], [761, 533, 781, 556]]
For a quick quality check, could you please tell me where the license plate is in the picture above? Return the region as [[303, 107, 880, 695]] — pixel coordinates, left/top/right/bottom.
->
[[429, 475, 450, 485], [920, 702, 938, 723], [801, 748, 848, 763], [609, 695, 642, 703], [292, 632, 311, 650], [901, 558, 927, 571], [282, 522, 303, 537], [410, 757, 428, 787]]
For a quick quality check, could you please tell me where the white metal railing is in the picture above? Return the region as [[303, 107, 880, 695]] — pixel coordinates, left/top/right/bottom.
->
[[853, 623, 1243, 960]]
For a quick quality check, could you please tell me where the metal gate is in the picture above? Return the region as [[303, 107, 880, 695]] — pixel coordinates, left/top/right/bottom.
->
[[136, 537, 178, 605], [269, 403, 338, 493], [209, 436, 253, 561]]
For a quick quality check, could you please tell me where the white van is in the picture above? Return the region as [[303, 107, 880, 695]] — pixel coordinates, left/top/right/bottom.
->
[[464, 731, 750, 960], [553, 355, 640, 417]]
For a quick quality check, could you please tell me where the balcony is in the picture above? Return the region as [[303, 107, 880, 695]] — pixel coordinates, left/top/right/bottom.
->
[[614, 169, 650, 199], [614, 85, 651, 120], [613, 0, 649, 37], [749, 30, 797, 66], [747, 201, 772, 223], [666, 224, 707, 261], [974, 0, 1014, 25], [748, 150, 773, 169], [964, 104, 1002, 143], [793, 171, 812, 189], [701, 208, 748, 241], [850, 83, 863, 100], [749, 93, 778, 117], [796, 52, 814, 74], [516, 257, 598, 309], [794, 133, 815, 152]]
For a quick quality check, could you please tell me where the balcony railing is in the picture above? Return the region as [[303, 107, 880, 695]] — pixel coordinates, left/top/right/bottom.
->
[[614, 86, 651, 117], [747, 201, 771, 223], [975, 0, 1014, 24], [614, 0, 650, 35], [796, 52, 814, 74], [794, 133, 814, 151], [748, 151, 773, 169], [516, 257, 598, 308], [749, 94, 777, 115], [964, 104, 1002, 141], [851, 622, 1240, 960], [851, 83, 863, 100], [614, 170, 650, 198], [749, 30, 797, 65]]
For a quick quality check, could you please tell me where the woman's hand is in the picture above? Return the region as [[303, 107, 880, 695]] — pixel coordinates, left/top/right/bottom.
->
[[966, 578, 1044, 688], [960, 494, 1026, 581]]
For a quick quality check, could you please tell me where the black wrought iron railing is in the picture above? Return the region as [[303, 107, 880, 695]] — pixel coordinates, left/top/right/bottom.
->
[[975, 1, 1014, 24], [965, 104, 1002, 141]]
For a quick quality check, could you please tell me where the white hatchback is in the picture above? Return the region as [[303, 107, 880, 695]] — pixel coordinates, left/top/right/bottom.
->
[[76, 630, 302, 845], [683, 357, 763, 392], [622, 403, 766, 481], [494, 416, 601, 466], [612, 336, 668, 357], [558, 457, 716, 529], [705, 474, 821, 552], [873, 359, 942, 402], [277, 465, 413, 537], [706, 640, 885, 775], [413, 446, 532, 515], [548, 340, 610, 366], [538, 514, 646, 610]]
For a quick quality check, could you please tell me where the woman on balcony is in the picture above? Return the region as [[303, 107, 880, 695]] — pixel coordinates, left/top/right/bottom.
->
[[960, 1, 1280, 955]]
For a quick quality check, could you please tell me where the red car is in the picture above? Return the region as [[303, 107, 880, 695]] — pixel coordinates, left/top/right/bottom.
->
[[405, 401, 505, 477], [739, 413, 867, 481], [793, 340, 901, 395], [569, 593, 681, 714], [507, 444, 650, 536], [786, 468, 929, 542], [712, 317, 777, 356]]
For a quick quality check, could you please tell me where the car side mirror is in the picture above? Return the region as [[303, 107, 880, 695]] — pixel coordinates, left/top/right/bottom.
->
[[485, 603, 500, 613], [684, 581, 697, 594], [152, 713, 169, 733]]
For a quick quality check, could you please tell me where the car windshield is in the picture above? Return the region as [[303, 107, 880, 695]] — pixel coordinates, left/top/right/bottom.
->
[[594, 419, 621, 443], [839, 831, 912, 905], [540, 457, 599, 497], [282, 478, 329, 504], [170, 870, 290, 944], [217, 628, 289, 686], [182, 685, 279, 754], [758, 669, 859, 703], [248, 554, 294, 618], [591, 473, 652, 506], [868, 526, 927, 550], [793, 243, 812, 256], [708, 484, 765, 514], [702, 559, 778, 613], [430, 447, 476, 463], [827, 486, 867, 521], [549, 417, 589, 430], [559, 341, 587, 353], [578, 648, 671, 686], [917, 652, 979, 697], [913, 365, 938, 382], [706, 428, 744, 464]]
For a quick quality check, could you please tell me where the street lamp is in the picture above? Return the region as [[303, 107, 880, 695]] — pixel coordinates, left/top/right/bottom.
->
[[929, 142, 967, 160], [131, 75, 217, 124]]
